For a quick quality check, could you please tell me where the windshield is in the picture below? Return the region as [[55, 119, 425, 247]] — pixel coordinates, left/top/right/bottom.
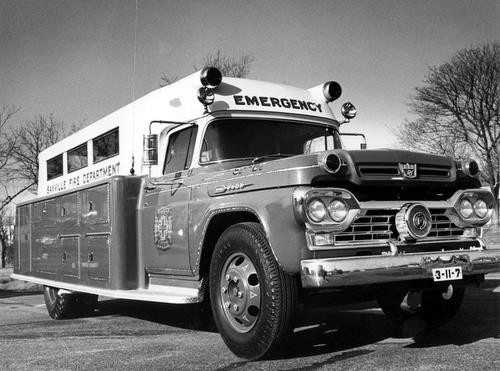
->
[[200, 119, 341, 164]]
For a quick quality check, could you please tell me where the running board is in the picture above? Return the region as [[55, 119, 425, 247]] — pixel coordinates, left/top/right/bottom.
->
[[10, 274, 202, 304]]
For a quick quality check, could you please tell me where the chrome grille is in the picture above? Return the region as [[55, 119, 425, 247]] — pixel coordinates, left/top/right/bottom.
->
[[428, 212, 464, 238], [333, 209, 464, 246], [333, 212, 394, 244], [357, 163, 451, 179]]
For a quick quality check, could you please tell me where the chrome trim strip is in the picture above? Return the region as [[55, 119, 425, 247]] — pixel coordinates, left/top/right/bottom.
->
[[307, 237, 476, 251]]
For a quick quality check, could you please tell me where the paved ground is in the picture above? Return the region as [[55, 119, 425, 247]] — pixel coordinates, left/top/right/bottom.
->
[[1, 224, 498, 370], [0, 275, 499, 371]]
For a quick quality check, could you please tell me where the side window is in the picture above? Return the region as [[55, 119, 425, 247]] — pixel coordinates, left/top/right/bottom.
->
[[47, 154, 63, 180], [163, 126, 198, 175], [68, 143, 88, 172], [93, 128, 119, 163]]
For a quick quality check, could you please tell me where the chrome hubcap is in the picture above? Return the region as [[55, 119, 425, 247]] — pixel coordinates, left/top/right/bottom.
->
[[219, 252, 261, 333]]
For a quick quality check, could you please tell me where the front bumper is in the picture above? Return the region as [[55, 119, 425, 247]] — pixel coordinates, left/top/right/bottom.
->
[[301, 248, 500, 288]]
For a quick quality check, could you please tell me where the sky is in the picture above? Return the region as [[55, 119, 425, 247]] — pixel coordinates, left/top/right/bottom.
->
[[1, 0, 499, 148]]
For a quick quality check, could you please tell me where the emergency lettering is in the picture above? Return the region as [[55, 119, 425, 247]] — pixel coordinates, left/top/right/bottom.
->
[[233, 95, 322, 112]]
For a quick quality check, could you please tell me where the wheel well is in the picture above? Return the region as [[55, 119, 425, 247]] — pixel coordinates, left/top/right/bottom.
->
[[199, 211, 260, 278]]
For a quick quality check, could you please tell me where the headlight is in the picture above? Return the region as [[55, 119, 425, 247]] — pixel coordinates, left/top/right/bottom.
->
[[306, 199, 327, 222], [459, 199, 473, 219], [473, 199, 488, 218], [328, 199, 348, 222]]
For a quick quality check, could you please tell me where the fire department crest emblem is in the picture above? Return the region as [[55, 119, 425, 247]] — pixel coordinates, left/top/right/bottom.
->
[[399, 163, 417, 179], [154, 207, 173, 250]]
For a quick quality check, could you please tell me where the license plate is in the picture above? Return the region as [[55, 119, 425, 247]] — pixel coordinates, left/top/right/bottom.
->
[[432, 266, 463, 282]]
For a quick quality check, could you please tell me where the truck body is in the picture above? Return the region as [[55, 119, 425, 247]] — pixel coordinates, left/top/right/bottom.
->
[[12, 68, 500, 359]]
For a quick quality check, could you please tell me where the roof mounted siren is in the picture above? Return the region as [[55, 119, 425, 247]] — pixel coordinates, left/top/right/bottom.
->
[[322, 81, 342, 103], [198, 67, 222, 112]]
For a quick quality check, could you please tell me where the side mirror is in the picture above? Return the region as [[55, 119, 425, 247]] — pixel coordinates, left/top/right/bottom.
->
[[340, 132, 367, 150], [143, 134, 158, 166]]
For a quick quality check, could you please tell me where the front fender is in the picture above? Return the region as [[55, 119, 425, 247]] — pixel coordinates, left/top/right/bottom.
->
[[190, 187, 307, 276]]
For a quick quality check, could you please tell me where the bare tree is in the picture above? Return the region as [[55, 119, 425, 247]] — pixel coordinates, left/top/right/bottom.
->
[[397, 42, 500, 187], [0, 106, 20, 267], [160, 50, 254, 87], [8, 114, 81, 187], [0, 105, 19, 172], [0, 105, 23, 213], [0, 210, 13, 268], [0, 112, 81, 265]]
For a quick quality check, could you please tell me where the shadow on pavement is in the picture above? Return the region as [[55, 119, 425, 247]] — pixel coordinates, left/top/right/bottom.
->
[[46, 277, 498, 361], [406, 279, 500, 348], [0, 290, 43, 299], [94, 299, 217, 332]]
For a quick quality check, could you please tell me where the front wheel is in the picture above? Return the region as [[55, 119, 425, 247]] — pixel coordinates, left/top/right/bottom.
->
[[209, 222, 297, 360]]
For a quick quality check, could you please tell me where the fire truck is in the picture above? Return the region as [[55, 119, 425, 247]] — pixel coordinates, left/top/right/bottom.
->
[[12, 67, 500, 360]]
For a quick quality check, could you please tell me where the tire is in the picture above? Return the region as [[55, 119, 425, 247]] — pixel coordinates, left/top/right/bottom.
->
[[377, 285, 465, 336], [43, 286, 74, 319], [209, 222, 297, 360], [43, 286, 98, 319]]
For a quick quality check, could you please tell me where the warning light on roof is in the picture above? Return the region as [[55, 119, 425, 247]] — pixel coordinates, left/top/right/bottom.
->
[[200, 67, 222, 89], [322, 81, 342, 102]]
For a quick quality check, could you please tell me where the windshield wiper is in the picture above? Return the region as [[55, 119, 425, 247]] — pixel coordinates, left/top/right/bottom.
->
[[251, 153, 294, 163]]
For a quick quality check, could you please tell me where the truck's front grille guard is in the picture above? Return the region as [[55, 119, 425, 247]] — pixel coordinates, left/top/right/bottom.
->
[[332, 210, 465, 246]]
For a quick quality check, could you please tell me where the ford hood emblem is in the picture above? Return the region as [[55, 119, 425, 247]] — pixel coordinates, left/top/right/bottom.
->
[[399, 163, 417, 178]]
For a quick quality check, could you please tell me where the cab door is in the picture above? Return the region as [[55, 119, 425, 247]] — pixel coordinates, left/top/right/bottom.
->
[[141, 125, 198, 275]]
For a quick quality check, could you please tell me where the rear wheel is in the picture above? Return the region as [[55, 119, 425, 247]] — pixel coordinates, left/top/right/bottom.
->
[[44, 286, 72, 319], [43, 286, 98, 319], [209, 222, 297, 360]]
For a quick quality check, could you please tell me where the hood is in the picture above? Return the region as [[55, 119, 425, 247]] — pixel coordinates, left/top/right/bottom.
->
[[194, 149, 479, 201]]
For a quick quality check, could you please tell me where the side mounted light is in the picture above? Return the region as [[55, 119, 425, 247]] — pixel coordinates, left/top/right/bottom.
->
[[197, 87, 215, 106], [341, 102, 357, 120]]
